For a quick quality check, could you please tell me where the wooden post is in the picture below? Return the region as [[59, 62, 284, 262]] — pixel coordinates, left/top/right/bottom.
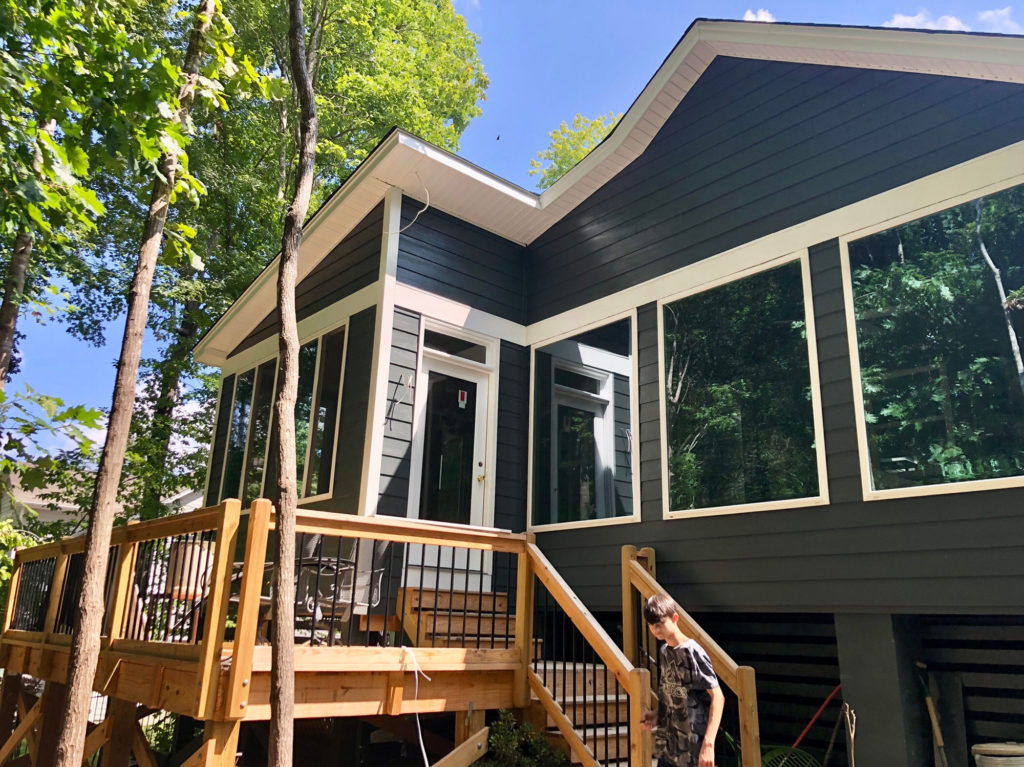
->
[[105, 541, 139, 643], [42, 553, 69, 640], [100, 698, 137, 767], [628, 667, 651, 767], [455, 706, 486, 746], [195, 499, 241, 720], [637, 547, 656, 578], [736, 665, 761, 767], [621, 546, 638, 666], [224, 499, 271, 719], [512, 536, 535, 708], [2, 551, 23, 633], [180, 721, 241, 767], [33, 682, 66, 767], [0, 672, 23, 745]]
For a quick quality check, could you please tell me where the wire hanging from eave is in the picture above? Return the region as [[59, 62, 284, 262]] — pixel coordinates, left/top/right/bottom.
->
[[389, 169, 430, 235]]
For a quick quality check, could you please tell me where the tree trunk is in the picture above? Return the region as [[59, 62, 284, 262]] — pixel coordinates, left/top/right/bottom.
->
[[975, 199, 1024, 399], [139, 302, 200, 518], [51, 5, 216, 765], [0, 228, 32, 390], [269, 0, 318, 764]]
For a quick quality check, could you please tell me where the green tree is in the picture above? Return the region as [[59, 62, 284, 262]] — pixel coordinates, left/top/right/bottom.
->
[[529, 112, 620, 190], [51, 0, 489, 523]]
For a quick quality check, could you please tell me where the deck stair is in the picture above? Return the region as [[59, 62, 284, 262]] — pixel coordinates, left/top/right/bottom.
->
[[533, 660, 633, 765], [397, 587, 518, 649]]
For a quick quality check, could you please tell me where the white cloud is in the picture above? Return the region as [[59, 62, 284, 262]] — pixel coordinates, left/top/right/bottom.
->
[[977, 6, 1023, 33], [883, 10, 971, 30], [743, 8, 776, 21]]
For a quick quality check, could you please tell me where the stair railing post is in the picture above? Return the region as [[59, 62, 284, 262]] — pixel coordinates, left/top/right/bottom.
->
[[737, 664, 761, 767], [225, 499, 272, 718], [513, 535, 535, 708], [621, 546, 638, 667], [628, 666, 651, 767]]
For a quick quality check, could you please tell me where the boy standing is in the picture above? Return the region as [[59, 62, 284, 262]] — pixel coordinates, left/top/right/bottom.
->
[[640, 594, 724, 767]]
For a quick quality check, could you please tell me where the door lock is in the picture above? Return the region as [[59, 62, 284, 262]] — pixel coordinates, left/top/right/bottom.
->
[[476, 474, 485, 483]]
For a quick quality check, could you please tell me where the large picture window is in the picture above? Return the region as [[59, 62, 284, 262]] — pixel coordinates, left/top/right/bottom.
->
[[662, 261, 820, 513], [848, 184, 1024, 492], [213, 325, 347, 504]]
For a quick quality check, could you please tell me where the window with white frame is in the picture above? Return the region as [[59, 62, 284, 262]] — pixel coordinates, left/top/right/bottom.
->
[[662, 260, 819, 512], [532, 318, 635, 526], [848, 183, 1024, 492], [213, 324, 347, 505]]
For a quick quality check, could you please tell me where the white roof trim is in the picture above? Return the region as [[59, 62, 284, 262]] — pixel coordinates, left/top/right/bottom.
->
[[199, 20, 1024, 363]]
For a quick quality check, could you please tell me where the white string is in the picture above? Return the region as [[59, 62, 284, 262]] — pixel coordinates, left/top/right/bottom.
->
[[402, 645, 433, 767], [389, 170, 431, 235]]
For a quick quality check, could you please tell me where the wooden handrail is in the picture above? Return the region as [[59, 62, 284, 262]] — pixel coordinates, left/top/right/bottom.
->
[[527, 544, 633, 690], [627, 559, 739, 690], [289, 509, 530, 553], [622, 547, 761, 767]]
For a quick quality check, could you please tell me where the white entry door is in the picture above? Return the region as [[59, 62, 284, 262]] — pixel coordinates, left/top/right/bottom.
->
[[407, 345, 494, 590]]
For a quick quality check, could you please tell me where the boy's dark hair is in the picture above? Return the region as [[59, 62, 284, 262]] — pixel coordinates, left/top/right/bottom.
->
[[643, 594, 679, 624]]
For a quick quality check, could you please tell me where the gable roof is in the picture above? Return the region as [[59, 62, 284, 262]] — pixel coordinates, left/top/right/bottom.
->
[[196, 19, 1024, 365]]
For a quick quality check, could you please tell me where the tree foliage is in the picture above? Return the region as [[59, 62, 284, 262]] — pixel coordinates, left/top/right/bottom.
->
[[529, 112, 620, 190]]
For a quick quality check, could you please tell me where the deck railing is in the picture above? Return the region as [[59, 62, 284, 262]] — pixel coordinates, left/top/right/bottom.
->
[[1, 502, 656, 766], [621, 545, 761, 767]]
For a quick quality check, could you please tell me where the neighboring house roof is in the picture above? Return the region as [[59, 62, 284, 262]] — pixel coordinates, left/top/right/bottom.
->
[[195, 19, 1024, 365]]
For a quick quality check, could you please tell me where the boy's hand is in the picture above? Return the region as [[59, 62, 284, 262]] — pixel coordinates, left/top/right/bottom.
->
[[699, 737, 715, 767], [640, 710, 657, 730]]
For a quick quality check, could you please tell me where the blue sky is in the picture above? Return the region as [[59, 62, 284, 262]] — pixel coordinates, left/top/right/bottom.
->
[[15, 0, 1024, 418]]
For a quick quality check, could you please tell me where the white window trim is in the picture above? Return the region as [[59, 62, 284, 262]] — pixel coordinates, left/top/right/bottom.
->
[[527, 308, 642, 533], [658, 252, 830, 520], [405, 317, 501, 531], [840, 170, 1024, 502]]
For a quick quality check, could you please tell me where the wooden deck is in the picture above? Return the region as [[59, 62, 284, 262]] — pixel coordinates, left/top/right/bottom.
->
[[0, 502, 758, 766]]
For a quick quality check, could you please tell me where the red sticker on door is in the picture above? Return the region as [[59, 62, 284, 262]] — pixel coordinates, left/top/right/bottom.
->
[[458, 389, 467, 409]]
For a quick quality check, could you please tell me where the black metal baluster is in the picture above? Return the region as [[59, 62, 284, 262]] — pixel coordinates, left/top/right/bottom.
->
[[475, 549, 485, 650], [380, 538, 397, 648], [398, 542, 411, 648], [445, 546, 457, 646], [430, 546, 442, 648], [560, 609, 568, 718], [414, 544, 425, 647], [312, 534, 326, 644], [180, 533, 197, 642], [461, 545, 472, 650], [327, 537, 344, 646], [365, 540, 376, 648], [347, 535, 362, 646]]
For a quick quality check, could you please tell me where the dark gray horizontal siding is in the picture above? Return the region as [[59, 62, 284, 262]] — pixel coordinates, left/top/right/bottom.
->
[[536, 252, 1024, 615], [920, 614, 1024, 750], [526, 58, 1024, 322], [397, 199, 527, 323], [231, 203, 383, 356], [378, 308, 420, 517], [495, 341, 529, 532]]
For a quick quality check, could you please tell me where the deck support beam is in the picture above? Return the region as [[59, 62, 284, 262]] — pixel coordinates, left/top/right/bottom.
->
[[180, 721, 241, 767], [0, 672, 23, 745], [100, 699, 137, 767], [455, 706, 486, 745]]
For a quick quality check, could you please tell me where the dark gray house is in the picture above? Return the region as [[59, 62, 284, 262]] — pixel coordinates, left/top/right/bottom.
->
[[196, 20, 1024, 766]]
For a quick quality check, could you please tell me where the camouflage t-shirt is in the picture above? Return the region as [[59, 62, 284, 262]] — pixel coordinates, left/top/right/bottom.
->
[[654, 639, 719, 767]]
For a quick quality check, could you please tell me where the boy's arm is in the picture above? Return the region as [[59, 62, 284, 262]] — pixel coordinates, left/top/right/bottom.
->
[[699, 685, 725, 767]]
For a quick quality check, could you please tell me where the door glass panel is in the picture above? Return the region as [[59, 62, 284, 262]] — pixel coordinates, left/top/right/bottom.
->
[[557, 405, 597, 522], [420, 372, 476, 524]]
